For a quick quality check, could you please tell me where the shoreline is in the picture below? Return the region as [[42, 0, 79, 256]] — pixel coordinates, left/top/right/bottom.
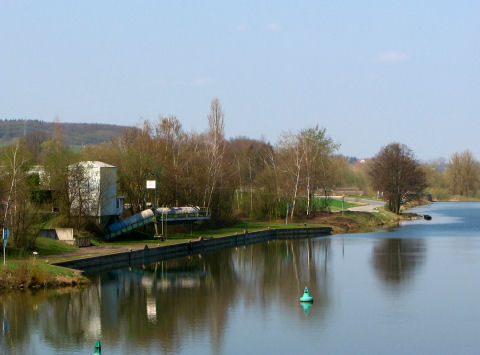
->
[[1, 207, 422, 289], [55, 208, 411, 273], [0, 260, 89, 290], [54, 227, 333, 273]]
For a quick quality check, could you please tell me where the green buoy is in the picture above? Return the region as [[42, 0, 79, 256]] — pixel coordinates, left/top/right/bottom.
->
[[94, 340, 102, 355], [299, 286, 314, 302]]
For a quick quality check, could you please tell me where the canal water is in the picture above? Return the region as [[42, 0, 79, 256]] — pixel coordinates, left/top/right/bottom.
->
[[2, 202, 480, 354]]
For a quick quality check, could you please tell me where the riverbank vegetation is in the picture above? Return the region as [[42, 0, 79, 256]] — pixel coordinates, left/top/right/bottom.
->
[[421, 150, 480, 201], [1, 97, 476, 259], [0, 260, 87, 289]]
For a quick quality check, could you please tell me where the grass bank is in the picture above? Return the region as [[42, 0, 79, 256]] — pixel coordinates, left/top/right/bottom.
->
[[0, 259, 88, 289], [1, 237, 87, 289], [316, 209, 402, 234], [5, 237, 78, 259]]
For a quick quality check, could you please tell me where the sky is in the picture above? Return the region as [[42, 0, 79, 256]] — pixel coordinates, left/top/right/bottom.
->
[[1, 0, 479, 160]]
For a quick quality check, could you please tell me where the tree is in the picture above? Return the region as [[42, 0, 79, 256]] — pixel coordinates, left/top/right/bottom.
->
[[0, 140, 36, 248], [203, 98, 226, 210], [421, 161, 448, 201], [278, 132, 304, 219], [299, 126, 339, 216], [447, 150, 479, 197], [25, 130, 49, 163], [369, 143, 426, 214]]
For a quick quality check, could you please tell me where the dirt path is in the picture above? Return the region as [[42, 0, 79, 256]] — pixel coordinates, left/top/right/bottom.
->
[[346, 198, 385, 212]]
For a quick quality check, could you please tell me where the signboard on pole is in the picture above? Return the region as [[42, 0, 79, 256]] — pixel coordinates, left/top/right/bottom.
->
[[285, 203, 290, 225], [2, 228, 8, 265], [2, 228, 8, 247], [146, 180, 156, 189]]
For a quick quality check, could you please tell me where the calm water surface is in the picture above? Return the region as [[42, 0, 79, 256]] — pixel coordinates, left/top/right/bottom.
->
[[2, 202, 480, 354]]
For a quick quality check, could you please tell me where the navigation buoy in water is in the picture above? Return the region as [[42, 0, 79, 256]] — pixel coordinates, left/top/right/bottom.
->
[[299, 286, 314, 303], [93, 340, 102, 355]]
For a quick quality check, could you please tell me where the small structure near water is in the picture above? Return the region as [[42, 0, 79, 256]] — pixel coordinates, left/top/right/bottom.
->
[[39, 228, 91, 247], [69, 161, 124, 226], [39, 228, 74, 245]]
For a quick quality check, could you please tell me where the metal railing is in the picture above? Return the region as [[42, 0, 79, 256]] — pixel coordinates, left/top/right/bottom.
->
[[104, 207, 210, 240]]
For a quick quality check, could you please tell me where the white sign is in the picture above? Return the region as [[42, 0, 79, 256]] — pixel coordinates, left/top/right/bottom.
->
[[146, 180, 156, 189]]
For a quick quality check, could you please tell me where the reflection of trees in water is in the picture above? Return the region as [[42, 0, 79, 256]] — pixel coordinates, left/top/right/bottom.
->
[[233, 238, 331, 320], [89, 250, 240, 354], [372, 238, 426, 287], [0, 291, 37, 353], [0, 288, 85, 353], [40, 284, 102, 347], [0, 238, 333, 353]]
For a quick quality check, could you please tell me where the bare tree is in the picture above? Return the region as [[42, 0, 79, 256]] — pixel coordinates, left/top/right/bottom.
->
[[299, 126, 338, 216], [447, 150, 479, 197], [203, 98, 225, 210], [278, 132, 305, 219], [1, 140, 34, 247]]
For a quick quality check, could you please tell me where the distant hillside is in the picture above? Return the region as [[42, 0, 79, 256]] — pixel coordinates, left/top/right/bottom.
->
[[0, 120, 134, 146]]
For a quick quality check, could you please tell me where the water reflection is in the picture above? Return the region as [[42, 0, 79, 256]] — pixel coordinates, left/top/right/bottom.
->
[[372, 238, 426, 287], [3, 202, 479, 354], [0, 238, 332, 354]]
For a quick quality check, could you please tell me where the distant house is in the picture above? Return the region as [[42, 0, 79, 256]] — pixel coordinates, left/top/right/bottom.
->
[[69, 161, 123, 225]]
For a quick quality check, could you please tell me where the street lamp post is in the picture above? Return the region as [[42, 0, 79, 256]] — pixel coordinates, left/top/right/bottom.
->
[[145, 171, 161, 239]]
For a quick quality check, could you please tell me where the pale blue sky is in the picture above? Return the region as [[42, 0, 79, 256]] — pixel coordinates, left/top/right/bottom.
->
[[1, 1, 479, 159]]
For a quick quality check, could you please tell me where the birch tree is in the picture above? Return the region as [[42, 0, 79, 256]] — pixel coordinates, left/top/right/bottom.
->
[[278, 132, 305, 219], [203, 98, 225, 210], [299, 126, 338, 216], [0, 141, 34, 247]]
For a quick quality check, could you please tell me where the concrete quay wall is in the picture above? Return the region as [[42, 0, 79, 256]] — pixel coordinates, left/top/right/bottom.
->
[[54, 227, 332, 273]]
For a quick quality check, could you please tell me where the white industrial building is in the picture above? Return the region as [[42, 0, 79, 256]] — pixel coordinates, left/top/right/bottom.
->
[[69, 161, 123, 225]]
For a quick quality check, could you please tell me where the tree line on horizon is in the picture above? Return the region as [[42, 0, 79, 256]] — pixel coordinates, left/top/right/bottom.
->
[[0, 98, 479, 247], [0, 119, 129, 146]]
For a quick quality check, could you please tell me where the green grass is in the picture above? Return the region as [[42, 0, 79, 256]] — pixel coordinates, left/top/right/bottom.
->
[[0, 259, 81, 289], [69, 144, 83, 152], [34, 237, 78, 255], [0, 260, 75, 277], [318, 198, 360, 212], [4, 237, 78, 260]]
